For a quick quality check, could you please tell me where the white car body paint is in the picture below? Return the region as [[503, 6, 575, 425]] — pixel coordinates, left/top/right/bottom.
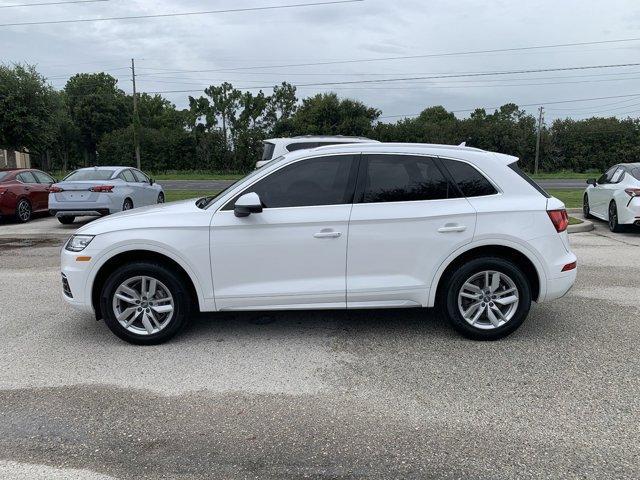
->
[[61, 143, 577, 317], [584, 163, 640, 225]]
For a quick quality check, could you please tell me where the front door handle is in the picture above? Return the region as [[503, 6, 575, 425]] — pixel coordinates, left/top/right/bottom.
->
[[438, 225, 467, 233], [314, 230, 342, 239]]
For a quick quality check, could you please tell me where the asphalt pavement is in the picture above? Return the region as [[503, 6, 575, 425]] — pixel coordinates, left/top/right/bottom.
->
[[158, 179, 588, 191], [0, 218, 638, 479]]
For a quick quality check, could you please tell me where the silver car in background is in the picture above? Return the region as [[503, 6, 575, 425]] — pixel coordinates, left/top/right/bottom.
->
[[49, 166, 164, 224]]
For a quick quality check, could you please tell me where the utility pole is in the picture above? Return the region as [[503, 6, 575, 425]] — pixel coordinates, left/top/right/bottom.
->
[[131, 58, 141, 170], [534, 106, 544, 175]]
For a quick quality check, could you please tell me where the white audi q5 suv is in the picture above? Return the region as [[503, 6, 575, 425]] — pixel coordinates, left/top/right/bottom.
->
[[60, 143, 577, 344]]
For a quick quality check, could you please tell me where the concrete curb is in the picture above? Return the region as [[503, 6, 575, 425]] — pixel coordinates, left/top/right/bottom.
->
[[567, 214, 594, 234], [567, 208, 583, 214]]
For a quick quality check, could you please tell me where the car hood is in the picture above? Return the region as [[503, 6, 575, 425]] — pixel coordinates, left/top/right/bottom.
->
[[76, 199, 210, 235]]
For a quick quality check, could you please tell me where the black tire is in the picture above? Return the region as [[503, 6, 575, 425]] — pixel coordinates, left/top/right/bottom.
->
[[442, 257, 532, 341], [123, 198, 134, 211], [57, 216, 75, 225], [583, 193, 593, 219], [608, 201, 626, 233], [15, 198, 32, 223], [157, 192, 165, 204], [100, 262, 191, 345]]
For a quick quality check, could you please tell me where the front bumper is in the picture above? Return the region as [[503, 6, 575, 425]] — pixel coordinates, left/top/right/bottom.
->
[[60, 244, 95, 314]]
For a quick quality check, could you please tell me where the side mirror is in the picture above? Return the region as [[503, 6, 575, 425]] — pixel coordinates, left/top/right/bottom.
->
[[149, 178, 155, 185], [234, 192, 263, 217], [586, 178, 597, 186]]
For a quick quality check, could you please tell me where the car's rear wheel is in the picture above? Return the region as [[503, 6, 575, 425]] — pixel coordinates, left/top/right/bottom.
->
[[443, 257, 532, 340], [100, 262, 190, 345], [157, 192, 165, 204], [608, 201, 625, 233], [123, 198, 134, 211], [15, 199, 32, 223], [583, 194, 593, 219], [57, 216, 75, 225]]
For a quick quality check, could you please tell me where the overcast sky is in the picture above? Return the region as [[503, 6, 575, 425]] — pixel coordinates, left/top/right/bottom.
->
[[2, 0, 640, 122]]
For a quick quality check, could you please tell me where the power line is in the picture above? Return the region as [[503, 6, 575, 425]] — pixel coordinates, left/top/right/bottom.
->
[[377, 93, 640, 119], [0, 0, 108, 8], [0, 0, 364, 27], [138, 62, 640, 94], [132, 36, 640, 75]]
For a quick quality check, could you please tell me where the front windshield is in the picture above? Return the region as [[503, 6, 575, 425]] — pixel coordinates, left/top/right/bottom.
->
[[197, 156, 284, 209], [64, 169, 115, 181]]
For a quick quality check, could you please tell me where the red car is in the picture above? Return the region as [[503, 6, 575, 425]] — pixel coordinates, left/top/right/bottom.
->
[[0, 168, 57, 222]]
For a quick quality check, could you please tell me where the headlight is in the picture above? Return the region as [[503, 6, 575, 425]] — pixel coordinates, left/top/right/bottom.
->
[[65, 235, 95, 252]]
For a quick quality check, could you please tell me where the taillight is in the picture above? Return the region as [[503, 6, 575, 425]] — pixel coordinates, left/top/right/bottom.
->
[[50, 186, 64, 193], [90, 185, 114, 193], [562, 261, 577, 272], [547, 209, 569, 233], [624, 188, 640, 197], [0, 187, 6, 195]]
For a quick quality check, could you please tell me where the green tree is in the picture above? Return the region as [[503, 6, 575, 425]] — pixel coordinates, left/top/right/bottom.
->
[[0, 64, 58, 154], [64, 73, 129, 165]]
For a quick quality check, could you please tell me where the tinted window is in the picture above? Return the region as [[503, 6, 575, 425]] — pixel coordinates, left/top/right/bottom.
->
[[132, 170, 149, 183], [262, 142, 275, 161], [610, 168, 625, 184], [224, 155, 357, 209], [598, 166, 618, 184], [631, 167, 640, 181], [359, 155, 456, 203], [120, 170, 136, 182], [440, 159, 497, 197], [17, 172, 37, 183], [286, 142, 319, 152], [0, 172, 9, 181], [508, 163, 550, 198], [33, 171, 55, 184], [64, 170, 115, 181]]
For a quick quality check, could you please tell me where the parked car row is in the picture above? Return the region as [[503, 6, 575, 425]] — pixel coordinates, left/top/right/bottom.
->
[[0, 166, 164, 223]]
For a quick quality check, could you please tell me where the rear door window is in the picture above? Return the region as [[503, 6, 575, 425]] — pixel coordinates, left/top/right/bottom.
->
[[358, 154, 458, 203], [17, 172, 37, 183], [610, 168, 625, 184]]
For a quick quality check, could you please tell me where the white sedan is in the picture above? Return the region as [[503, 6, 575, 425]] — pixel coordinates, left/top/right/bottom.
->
[[583, 163, 640, 232], [49, 166, 164, 224], [60, 143, 577, 345]]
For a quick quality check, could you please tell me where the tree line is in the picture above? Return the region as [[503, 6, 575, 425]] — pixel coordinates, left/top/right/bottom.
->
[[1, 63, 638, 174]]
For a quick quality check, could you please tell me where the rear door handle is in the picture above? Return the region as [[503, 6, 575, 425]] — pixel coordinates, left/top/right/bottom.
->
[[314, 230, 342, 239], [438, 225, 467, 233]]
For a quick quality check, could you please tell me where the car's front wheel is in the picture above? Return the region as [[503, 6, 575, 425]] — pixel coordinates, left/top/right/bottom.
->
[[100, 262, 191, 344], [583, 193, 593, 219], [443, 257, 532, 340], [157, 192, 165, 204], [15, 199, 32, 223]]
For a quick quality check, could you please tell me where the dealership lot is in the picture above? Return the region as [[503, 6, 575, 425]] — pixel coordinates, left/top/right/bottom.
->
[[0, 222, 638, 479]]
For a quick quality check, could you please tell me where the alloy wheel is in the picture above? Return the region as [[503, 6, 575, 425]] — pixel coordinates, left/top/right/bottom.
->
[[583, 195, 590, 217], [112, 276, 175, 335], [17, 200, 31, 222], [609, 203, 618, 230], [158, 193, 165, 204], [457, 270, 519, 330], [123, 199, 133, 211]]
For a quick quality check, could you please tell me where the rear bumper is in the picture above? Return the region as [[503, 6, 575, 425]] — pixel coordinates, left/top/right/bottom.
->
[[50, 209, 109, 217], [48, 194, 120, 216], [544, 268, 577, 302], [618, 198, 640, 224]]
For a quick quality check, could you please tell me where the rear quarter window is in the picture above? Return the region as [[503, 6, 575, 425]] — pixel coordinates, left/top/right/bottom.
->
[[440, 159, 497, 197], [508, 163, 550, 198], [631, 167, 640, 181]]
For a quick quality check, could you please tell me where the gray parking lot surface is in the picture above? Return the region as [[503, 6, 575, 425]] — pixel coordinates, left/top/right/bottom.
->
[[0, 221, 638, 479]]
